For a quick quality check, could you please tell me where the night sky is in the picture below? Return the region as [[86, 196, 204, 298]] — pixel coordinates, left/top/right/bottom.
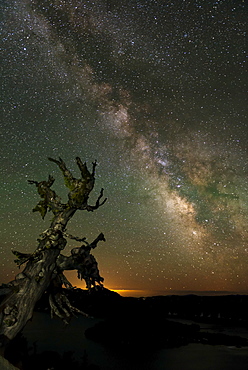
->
[[1, 0, 248, 295]]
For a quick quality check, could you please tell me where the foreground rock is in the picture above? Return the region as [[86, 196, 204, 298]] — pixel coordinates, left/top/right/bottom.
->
[[0, 355, 19, 370]]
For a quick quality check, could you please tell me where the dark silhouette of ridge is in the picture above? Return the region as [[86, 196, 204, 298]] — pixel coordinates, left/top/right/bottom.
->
[[1, 286, 248, 369], [34, 287, 248, 348]]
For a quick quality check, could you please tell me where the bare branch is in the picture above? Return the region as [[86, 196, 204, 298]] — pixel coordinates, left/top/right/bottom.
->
[[28, 174, 55, 188], [75, 157, 91, 179], [48, 275, 89, 323], [0, 157, 107, 343], [28, 175, 63, 219], [63, 232, 87, 243], [92, 160, 97, 177], [85, 188, 107, 211], [48, 157, 73, 179], [56, 233, 105, 291], [59, 273, 74, 290], [48, 157, 100, 209], [12, 251, 33, 267], [49, 291, 88, 323], [89, 233, 106, 249]]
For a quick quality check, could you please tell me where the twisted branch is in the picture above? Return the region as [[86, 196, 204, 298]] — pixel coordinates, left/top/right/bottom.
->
[[28, 175, 63, 219], [85, 188, 107, 211]]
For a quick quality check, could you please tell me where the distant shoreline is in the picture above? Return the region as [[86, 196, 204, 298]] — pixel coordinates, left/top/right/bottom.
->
[[109, 289, 248, 298]]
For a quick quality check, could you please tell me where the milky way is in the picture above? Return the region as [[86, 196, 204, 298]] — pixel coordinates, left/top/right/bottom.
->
[[1, 0, 248, 294]]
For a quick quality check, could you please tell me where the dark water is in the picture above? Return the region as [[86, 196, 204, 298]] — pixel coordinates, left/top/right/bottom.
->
[[22, 313, 248, 370]]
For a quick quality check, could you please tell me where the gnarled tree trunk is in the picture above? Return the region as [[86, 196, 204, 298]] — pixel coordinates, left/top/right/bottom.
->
[[0, 157, 107, 346]]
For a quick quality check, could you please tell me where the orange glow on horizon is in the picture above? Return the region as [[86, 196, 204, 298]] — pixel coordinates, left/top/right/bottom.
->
[[110, 289, 150, 297], [65, 276, 248, 298]]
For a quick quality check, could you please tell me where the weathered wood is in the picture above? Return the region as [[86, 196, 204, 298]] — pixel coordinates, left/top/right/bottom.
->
[[0, 354, 19, 370], [0, 157, 107, 344]]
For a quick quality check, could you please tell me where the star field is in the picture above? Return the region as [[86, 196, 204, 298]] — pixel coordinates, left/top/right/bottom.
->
[[1, 0, 248, 294]]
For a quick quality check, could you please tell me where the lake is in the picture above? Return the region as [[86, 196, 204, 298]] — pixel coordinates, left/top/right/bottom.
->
[[22, 312, 248, 370]]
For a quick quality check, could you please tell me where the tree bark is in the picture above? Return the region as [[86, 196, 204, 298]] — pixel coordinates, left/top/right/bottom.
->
[[0, 158, 107, 344]]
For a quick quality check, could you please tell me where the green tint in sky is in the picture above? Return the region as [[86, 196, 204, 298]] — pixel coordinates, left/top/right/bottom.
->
[[1, 0, 248, 294]]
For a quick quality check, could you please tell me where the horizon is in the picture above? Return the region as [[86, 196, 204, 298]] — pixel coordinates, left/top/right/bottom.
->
[[1, 280, 247, 298], [1, 1, 247, 294], [95, 287, 248, 298]]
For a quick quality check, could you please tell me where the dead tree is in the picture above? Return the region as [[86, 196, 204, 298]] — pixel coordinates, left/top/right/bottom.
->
[[0, 157, 107, 345]]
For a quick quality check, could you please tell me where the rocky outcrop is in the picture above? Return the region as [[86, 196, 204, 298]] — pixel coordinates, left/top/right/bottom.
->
[[0, 355, 19, 370]]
